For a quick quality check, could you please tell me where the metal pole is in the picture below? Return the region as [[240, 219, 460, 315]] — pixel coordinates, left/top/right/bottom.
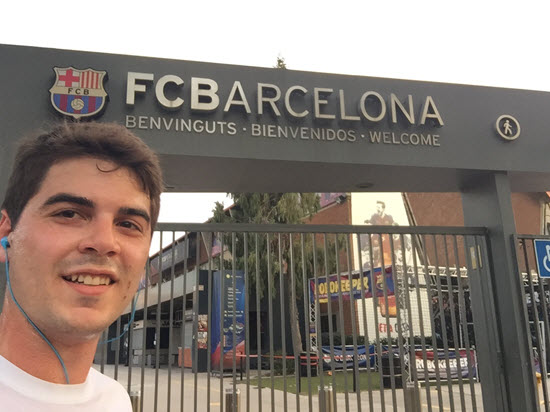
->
[[318, 385, 334, 412], [225, 387, 241, 412], [462, 172, 538, 412], [403, 381, 421, 412], [130, 391, 141, 412], [352, 359, 357, 393]]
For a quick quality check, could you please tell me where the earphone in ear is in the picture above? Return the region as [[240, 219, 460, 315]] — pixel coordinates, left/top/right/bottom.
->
[[1, 233, 70, 383]]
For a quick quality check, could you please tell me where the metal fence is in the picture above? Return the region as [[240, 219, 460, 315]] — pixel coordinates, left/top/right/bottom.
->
[[95, 223, 489, 412], [515, 234, 550, 411]]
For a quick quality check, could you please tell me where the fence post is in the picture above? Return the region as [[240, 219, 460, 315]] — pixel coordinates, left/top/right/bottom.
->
[[352, 360, 357, 393], [130, 390, 140, 412], [462, 172, 538, 412], [225, 387, 240, 412], [318, 384, 335, 412], [297, 353, 302, 393], [403, 381, 420, 412]]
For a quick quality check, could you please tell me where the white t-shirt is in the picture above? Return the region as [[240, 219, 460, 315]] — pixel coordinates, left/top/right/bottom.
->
[[0, 354, 132, 412]]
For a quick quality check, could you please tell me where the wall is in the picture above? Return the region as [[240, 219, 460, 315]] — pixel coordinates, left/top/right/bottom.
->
[[407, 192, 543, 234]]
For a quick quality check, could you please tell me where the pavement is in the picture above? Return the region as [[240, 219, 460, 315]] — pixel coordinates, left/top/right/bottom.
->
[[93, 363, 485, 411]]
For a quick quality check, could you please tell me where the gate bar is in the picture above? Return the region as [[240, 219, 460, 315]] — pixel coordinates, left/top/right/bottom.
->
[[156, 223, 486, 236]]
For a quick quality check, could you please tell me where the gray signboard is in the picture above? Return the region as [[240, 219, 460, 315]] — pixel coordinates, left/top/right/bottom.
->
[[1, 44, 549, 192]]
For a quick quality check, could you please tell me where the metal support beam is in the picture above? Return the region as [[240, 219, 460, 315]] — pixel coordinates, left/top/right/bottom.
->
[[461, 172, 538, 412]]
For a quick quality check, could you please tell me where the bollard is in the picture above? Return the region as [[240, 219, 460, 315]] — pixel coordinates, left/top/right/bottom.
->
[[225, 387, 241, 412], [403, 381, 420, 412], [536, 373, 543, 406], [130, 390, 140, 412], [318, 384, 335, 412]]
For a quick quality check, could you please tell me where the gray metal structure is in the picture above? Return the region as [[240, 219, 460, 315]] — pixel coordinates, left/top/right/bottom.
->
[[96, 223, 490, 412], [0, 43, 548, 410]]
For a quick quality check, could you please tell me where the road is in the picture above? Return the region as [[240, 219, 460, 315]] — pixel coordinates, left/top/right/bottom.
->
[[94, 364, 485, 411]]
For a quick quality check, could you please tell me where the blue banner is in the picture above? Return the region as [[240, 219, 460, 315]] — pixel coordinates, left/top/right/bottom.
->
[[310, 267, 394, 304], [211, 270, 246, 369], [321, 345, 376, 369], [415, 349, 477, 380]]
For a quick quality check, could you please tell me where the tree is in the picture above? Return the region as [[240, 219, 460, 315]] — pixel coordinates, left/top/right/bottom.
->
[[212, 192, 322, 359], [211, 56, 344, 364], [274, 55, 287, 69]]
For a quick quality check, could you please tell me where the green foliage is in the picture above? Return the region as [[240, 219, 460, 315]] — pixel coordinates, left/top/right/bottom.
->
[[211, 193, 326, 299], [274, 55, 287, 69], [271, 350, 296, 375], [214, 193, 318, 225], [251, 371, 382, 393]]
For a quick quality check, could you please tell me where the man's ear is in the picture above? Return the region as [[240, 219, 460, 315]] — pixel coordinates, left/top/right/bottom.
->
[[0, 210, 12, 263]]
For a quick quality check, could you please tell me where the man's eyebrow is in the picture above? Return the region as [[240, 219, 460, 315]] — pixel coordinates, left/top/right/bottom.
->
[[119, 207, 151, 223], [40, 194, 150, 223], [41, 193, 95, 209]]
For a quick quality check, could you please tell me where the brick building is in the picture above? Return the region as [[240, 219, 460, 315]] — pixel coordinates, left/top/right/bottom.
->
[[307, 192, 549, 343]]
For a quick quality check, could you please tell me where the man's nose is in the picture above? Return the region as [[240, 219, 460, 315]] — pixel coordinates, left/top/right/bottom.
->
[[78, 218, 121, 256]]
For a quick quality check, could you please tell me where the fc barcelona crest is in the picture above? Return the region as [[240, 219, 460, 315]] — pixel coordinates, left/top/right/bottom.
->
[[49, 67, 108, 119]]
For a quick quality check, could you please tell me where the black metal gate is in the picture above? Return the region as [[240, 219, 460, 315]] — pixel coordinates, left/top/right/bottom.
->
[[95, 223, 494, 412], [515, 234, 550, 412]]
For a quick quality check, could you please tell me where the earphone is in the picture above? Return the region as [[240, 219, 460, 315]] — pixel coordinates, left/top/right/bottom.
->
[[1, 235, 70, 383], [1, 235, 140, 384]]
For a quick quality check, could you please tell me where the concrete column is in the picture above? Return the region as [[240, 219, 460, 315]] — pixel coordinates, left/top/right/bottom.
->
[[461, 172, 537, 412]]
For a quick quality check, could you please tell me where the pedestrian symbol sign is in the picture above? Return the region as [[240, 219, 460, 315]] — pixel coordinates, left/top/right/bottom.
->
[[534, 239, 550, 278]]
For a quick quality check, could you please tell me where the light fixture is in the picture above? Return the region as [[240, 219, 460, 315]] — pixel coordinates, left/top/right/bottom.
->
[[336, 194, 348, 204]]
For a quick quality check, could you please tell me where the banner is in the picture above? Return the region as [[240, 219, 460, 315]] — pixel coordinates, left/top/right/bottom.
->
[[309, 267, 394, 304], [211, 270, 246, 369], [415, 349, 477, 380], [321, 345, 376, 369], [319, 192, 346, 208], [350, 193, 414, 271]]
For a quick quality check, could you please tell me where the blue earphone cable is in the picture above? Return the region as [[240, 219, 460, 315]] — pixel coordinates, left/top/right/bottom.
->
[[99, 288, 140, 345], [3, 245, 70, 384], [2, 239, 140, 384]]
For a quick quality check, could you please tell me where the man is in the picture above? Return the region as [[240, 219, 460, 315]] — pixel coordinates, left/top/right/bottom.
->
[[0, 122, 163, 411], [360, 201, 397, 270], [364, 200, 396, 226]]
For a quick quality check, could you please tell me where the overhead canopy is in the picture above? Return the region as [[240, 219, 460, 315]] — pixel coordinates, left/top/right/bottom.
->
[[1, 44, 549, 192]]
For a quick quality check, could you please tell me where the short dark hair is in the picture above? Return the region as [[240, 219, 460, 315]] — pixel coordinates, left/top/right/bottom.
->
[[376, 201, 385, 208], [1, 122, 163, 232]]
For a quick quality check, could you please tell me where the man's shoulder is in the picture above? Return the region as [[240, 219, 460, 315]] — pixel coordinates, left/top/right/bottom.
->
[[0, 358, 132, 411], [88, 367, 130, 395], [88, 368, 132, 409]]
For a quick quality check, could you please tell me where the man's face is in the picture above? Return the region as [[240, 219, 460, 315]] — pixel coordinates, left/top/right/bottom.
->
[[0, 157, 152, 342], [376, 203, 384, 215]]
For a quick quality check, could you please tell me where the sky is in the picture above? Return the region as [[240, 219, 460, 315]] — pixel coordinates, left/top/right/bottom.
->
[[2, 0, 549, 230], [4, 0, 549, 91]]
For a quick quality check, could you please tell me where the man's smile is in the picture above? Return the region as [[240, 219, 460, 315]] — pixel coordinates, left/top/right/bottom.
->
[[62, 274, 114, 286], [59, 266, 120, 296], [61, 273, 118, 297]]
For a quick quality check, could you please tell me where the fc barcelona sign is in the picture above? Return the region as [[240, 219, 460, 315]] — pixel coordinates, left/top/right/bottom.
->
[[49, 67, 107, 119]]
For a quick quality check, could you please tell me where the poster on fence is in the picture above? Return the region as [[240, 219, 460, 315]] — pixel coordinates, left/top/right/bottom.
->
[[211, 270, 246, 369], [309, 267, 395, 304], [415, 349, 477, 380], [321, 345, 376, 370], [309, 267, 410, 340]]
